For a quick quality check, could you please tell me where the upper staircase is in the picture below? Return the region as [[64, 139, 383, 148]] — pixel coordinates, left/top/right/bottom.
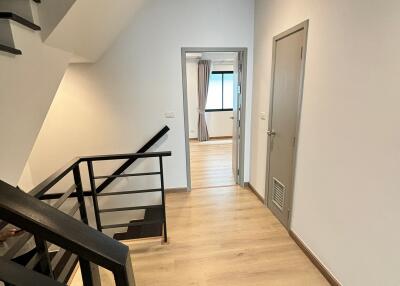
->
[[0, 0, 42, 54], [0, 0, 71, 187], [0, 0, 148, 187]]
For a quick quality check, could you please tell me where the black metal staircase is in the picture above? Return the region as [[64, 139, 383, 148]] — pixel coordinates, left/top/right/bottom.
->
[[0, 256, 63, 286], [0, 12, 41, 31], [0, 126, 172, 285], [0, 180, 135, 286], [85, 151, 171, 243]]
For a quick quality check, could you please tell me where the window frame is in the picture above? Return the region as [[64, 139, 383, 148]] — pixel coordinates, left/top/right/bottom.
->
[[205, 71, 234, 112]]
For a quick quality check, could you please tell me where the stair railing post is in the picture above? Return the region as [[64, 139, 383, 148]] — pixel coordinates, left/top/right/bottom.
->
[[87, 161, 102, 232], [158, 156, 168, 243], [73, 164, 101, 286], [113, 255, 136, 286], [73, 165, 89, 225], [34, 236, 54, 279], [79, 259, 101, 286]]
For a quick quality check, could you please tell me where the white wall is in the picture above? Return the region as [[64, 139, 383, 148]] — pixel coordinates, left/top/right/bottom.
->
[[206, 112, 232, 138], [250, 0, 400, 285], [0, 18, 70, 186], [186, 59, 233, 139], [21, 0, 254, 190]]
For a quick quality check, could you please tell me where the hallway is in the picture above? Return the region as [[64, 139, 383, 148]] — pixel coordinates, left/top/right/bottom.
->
[[189, 139, 236, 189], [126, 139, 328, 285], [70, 139, 328, 286], [127, 186, 329, 286], [68, 140, 329, 286]]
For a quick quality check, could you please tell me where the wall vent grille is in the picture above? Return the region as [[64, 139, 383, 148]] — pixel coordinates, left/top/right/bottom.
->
[[272, 178, 285, 211]]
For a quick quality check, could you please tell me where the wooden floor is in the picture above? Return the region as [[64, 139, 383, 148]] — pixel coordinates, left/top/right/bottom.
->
[[190, 139, 236, 189], [71, 140, 328, 286], [126, 187, 329, 286]]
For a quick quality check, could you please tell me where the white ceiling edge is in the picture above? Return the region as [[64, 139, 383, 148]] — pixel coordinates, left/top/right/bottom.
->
[[69, 53, 92, 64], [44, 0, 146, 63]]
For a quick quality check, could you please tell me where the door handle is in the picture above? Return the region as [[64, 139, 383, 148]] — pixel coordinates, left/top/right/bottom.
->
[[267, 130, 276, 136], [229, 116, 234, 120]]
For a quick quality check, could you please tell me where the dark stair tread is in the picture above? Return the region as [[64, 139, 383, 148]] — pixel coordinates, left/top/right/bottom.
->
[[0, 44, 22, 55], [0, 12, 41, 30], [113, 208, 163, 241]]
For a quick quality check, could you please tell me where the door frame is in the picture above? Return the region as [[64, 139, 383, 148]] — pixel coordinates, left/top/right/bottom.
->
[[265, 20, 309, 229], [181, 47, 248, 190]]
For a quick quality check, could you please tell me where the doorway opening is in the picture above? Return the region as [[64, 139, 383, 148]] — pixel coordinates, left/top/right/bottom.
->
[[181, 48, 248, 190]]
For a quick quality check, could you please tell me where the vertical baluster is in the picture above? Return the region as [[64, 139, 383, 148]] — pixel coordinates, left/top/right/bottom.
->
[[87, 161, 102, 231], [158, 156, 168, 243], [74, 164, 101, 286], [34, 236, 54, 279], [113, 255, 136, 286], [73, 165, 89, 225], [79, 259, 101, 286]]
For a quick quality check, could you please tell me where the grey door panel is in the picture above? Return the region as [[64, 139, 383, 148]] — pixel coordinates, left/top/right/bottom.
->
[[267, 26, 306, 228]]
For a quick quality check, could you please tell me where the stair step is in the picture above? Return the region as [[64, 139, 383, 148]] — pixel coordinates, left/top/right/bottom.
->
[[0, 12, 41, 30], [102, 219, 163, 230], [113, 208, 163, 240], [99, 204, 162, 213], [0, 44, 22, 55]]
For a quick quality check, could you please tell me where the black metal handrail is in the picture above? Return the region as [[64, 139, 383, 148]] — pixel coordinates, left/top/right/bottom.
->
[[38, 126, 170, 200], [33, 151, 170, 199], [95, 126, 170, 193], [0, 180, 135, 286], [0, 256, 63, 286], [85, 152, 170, 242], [0, 126, 171, 285], [0, 150, 172, 285], [30, 157, 81, 198]]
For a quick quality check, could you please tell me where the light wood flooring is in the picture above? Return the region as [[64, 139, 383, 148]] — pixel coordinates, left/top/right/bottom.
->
[[189, 139, 236, 189], [127, 186, 329, 286], [71, 140, 328, 286]]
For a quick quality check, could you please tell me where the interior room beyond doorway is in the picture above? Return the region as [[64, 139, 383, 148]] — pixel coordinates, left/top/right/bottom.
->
[[184, 51, 241, 189]]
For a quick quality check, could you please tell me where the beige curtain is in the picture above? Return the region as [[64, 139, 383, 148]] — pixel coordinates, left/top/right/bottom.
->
[[197, 60, 211, 141]]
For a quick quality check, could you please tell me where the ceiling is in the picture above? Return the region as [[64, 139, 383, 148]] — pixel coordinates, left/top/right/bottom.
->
[[44, 0, 146, 63]]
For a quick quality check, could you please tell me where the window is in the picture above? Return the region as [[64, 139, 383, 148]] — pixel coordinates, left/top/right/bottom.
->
[[206, 71, 234, 111]]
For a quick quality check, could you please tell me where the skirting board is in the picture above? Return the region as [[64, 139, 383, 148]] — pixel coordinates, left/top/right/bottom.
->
[[244, 183, 339, 285], [189, 136, 232, 142], [165, 187, 188, 193], [189, 136, 233, 141], [244, 182, 265, 204], [210, 136, 233, 140], [289, 231, 341, 286]]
